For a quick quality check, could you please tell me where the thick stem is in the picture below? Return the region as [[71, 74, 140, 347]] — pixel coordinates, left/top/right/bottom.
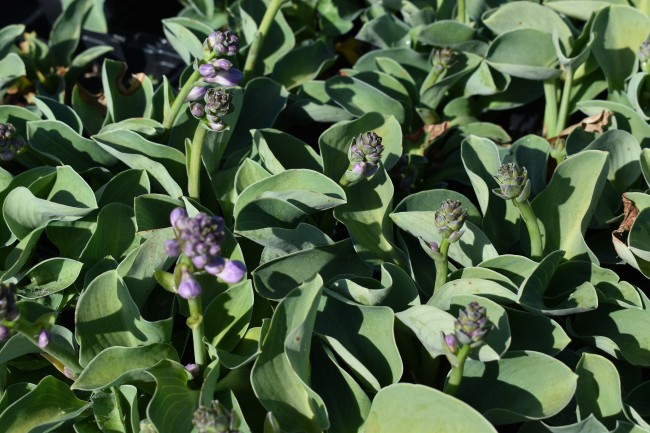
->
[[513, 199, 543, 260], [188, 124, 208, 199], [187, 296, 207, 368], [163, 70, 202, 130], [444, 344, 470, 396], [457, 0, 466, 23], [14, 318, 82, 375], [554, 66, 574, 137], [434, 238, 450, 292], [339, 174, 351, 187], [242, 0, 286, 83], [543, 80, 558, 138]]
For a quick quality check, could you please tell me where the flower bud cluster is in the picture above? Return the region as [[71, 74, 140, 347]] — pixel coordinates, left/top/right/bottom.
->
[[190, 88, 233, 132], [206, 31, 240, 57], [434, 199, 467, 243], [443, 302, 491, 358], [185, 30, 243, 115], [0, 123, 26, 161], [197, 58, 243, 87], [492, 163, 531, 202], [193, 400, 241, 433], [344, 131, 385, 184], [432, 48, 454, 74], [454, 302, 490, 348], [164, 208, 247, 298]]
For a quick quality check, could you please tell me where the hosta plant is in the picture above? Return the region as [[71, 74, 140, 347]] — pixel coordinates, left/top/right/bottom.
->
[[0, 0, 650, 432]]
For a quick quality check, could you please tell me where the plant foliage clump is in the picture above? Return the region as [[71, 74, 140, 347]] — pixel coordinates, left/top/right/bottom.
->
[[0, 0, 649, 432]]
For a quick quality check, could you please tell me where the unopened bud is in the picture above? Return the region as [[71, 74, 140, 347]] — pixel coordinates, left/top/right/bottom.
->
[[444, 333, 458, 354], [185, 86, 208, 102], [215, 260, 247, 284], [190, 103, 205, 119], [185, 363, 200, 378], [454, 301, 491, 349], [493, 163, 531, 202], [206, 31, 240, 56], [434, 200, 467, 242], [343, 131, 385, 185], [38, 329, 51, 348], [178, 268, 202, 300]]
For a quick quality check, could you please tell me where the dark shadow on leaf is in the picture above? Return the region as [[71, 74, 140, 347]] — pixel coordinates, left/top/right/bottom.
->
[[456, 355, 546, 424], [315, 293, 394, 388]]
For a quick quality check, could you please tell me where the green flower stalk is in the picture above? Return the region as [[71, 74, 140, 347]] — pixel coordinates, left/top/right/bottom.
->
[[164, 208, 247, 369], [423, 48, 455, 91], [187, 87, 235, 199], [554, 65, 574, 136], [242, 0, 288, 83], [456, 0, 466, 23], [433, 199, 467, 291], [443, 302, 491, 396], [492, 163, 543, 260], [340, 131, 384, 186], [193, 401, 241, 433]]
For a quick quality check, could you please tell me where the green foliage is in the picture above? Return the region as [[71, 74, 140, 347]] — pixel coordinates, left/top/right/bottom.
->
[[2, 1, 650, 432]]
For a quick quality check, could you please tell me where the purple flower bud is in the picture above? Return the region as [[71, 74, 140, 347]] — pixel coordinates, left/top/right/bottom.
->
[[430, 242, 439, 253], [198, 63, 216, 78], [216, 260, 246, 284], [0, 326, 10, 342], [192, 254, 209, 269], [185, 363, 200, 378], [444, 333, 458, 354], [203, 68, 243, 87], [170, 207, 188, 228], [38, 329, 51, 348], [64, 367, 76, 380], [178, 270, 202, 299], [185, 86, 208, 102], [351, 162, 365, 175], [493, 163, 530, 202], [435, 200, 467, 241], [204, 257, 226, 276], [345, 131, 384, 183], [454, 302, 491, 349], [207, 31, 224, 48], [190, 102, 205, 119], [214, 58, 233, 70], [206, 30, 240, 56], [164, 240, 180, 257]]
